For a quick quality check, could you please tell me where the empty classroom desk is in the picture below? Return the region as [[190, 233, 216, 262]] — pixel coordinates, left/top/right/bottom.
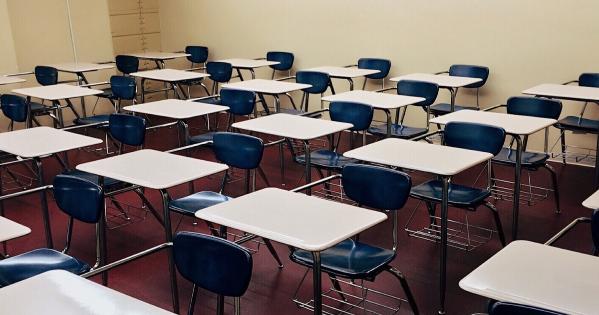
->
[[0, 76, 26, 86], [223, 79, 311, 114], [460, 240, 599, 315], [126, 51, 191, 69], [196, 187, 387, 315], [77, 149, 228, 313], [430, 110, 556, 240], [390, 73, 482, 112], [583, 190, 599, 209], [305, 66, 379, 91], [218, 58, 280, 80], [344, 138, 493, 315], [322, 90, 425, 136], [0, 270, 175, 314], [0, 216, 30, 243], [130, 69, 210, 102]]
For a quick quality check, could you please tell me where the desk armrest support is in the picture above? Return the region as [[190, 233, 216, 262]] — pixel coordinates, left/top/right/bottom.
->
[[166, 141, 213, 154], [82, 242, 172, 278], [275, 76, 296, 82], [562, 80, 579, 85], [291, 174, 342, 193], [545, 217, 592, 246], [482, 104, 506, 112]]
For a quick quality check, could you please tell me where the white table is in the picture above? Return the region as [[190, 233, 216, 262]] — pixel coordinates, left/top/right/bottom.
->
[[12, 83, 103, 127], [322, 90, 425, 136], [0, 127, 102, 248], [460, 240, 599, 315], [430, 109, 557, 240], [0, 76, 26, 86], [583, 190, 599, 209], [306, 66, 380, 91], [124, 99, 229, 144], [0, 216, 30, 242], [131, 69, 210, 102], [0, 270, 175, 314], [77, 149, 228, 313], [390, 73, 482, 112], [232, 113, 352, 186], [218, 58, 279, 80], [344, 138, 492, 315], [126, 51, 190, 69], [196, 187, 387, 314], [223, 79, 311, 114]]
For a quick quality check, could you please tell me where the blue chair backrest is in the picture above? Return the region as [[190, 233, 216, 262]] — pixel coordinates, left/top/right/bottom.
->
[[0, 94, 27, 122], [109, 114, 146, 146], [329, 101, 374, 131], [296, 71, 330, 94], [449, 64, 489, 88], [444, 122, 506, 155], [267, 51, 294, 71], [358, 58, 391, 80], [342, 164, 411, 210], [173, 231, 252, 297], [592, 209, 599, 253], [490, 302, 565, 315], [185, 46, 209, 64], [220, 88, 255, 116], [34, 66, 58, 86], [110, 75, 137, 100], [115, 55, 139, 75], [397, 80, 439, 107], [579, 73, 599, 88], [206, 62, 233, 83], [213, 132, 264, 170], [53, 175, 104, 224], [506, 96, 562, 120]]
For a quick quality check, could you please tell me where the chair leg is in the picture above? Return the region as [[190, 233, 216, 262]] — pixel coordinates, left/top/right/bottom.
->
[[386, 266, 420, 315], [543, 164, 561, 214], [560, 129, 567, 165], [262, 238, 284, 268], [329, 275, 347, 301], [187, 284, 199, 315], [483, 202, 506, 246], [256, 166, 271, 187]]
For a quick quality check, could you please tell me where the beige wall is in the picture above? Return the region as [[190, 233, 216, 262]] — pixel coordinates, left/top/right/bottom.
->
[[159, 0, 599, 153]]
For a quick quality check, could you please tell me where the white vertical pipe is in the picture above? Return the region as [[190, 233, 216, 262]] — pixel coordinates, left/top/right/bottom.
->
[[66, 0, 78, 64]]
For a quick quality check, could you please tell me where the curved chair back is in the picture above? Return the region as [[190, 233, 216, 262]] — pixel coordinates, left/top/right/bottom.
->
[[397, 80, 439, 107], [213, 132, 264, 170], [220, 88, 255, 116], [358, 58, 391, 80], [329, 101, 374, 131], [506, 96, 562, 120], [0, 94, 28, 123], [296, 71, 330, 94], [342, 164, 411, 211], [173, 231, 253, 297], [53, 175, 104, 224], [34, 66, 58, 86], [444, 122, 506, 155], [579, 73, 599, 88], [449, 64, 489, 88], [206, 62, 233, 83], [110, 75, 137, 100], [108, 114, 146, 147], [115, 55, 139, 75], [185, 46, 209, 64], [592, 209, 599, 254], [267, 51, 294, 71], [490, 302, 565, 315]]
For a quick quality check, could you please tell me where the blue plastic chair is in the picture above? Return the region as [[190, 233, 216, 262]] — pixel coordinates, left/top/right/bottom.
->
[[0, 94, 57, 130], [430, 64, 490, 116], [206, 62, 233, 95], [186, 46, 209, 65], [489, 301, 565, 315], [368, 80, 439, 139], [34, 66, 59, 86], [290, 164, 419, 314], [492, 96, 562, 213], [115, 55, 140, 75], [75, 75, 138, 126], [410, 122, 507, 246], [0, 175, 106, 287], [295, 70, 333, 113], [174, 231, 252, 315], [357, 58, 391, 90], [267, 51, 294, 79]]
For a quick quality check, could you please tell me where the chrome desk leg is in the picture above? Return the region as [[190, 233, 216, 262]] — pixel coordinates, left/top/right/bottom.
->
[[34, 157, 53, 248], [438, 176, 449, 315], [312, 251, 322, 315], [383, 109, 392, 137], [512, 135, 523, 240], [303, 140, 311, 195], [160, 189, 179, 313]]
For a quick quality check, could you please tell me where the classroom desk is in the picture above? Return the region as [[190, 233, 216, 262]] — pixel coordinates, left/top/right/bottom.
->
[[126, 52, 190, 69], [0, 127, 102, 248], [232, 113, 352, 187], [322, 90, 424, 137], [223, 79, 311, 114], [12, 84, 103, 127], [582, 190, 599, 209], [130, 69, 210, 102], [196, 187, 387, 315], [0, 76, 26, 85], [430, 110, 557, 241], [306, 66, 380, 91], [77, 149, 228, 313], [344, 138, 492, 315], [124, 99, 229, 145], [218, 58, 279, 80], [0, 216, 30, 243], [390, 73, 482, 112], [0, 270, 175, 314], [460, 240, 599, 315]]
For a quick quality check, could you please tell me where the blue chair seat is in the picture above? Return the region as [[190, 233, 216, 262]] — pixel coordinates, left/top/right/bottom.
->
[[0, 248, 90, 286], [555, 116, 599, 134], [169, 191, 232, 215], [295, 149, 359, 170], [190, 132, 216, 144], [62, 170, 127, 192], [290, 239, 395, 279], [73, 114, 110, 126], [368, 124, 428, 139], [410, 179, 490, 208], [492, 148, 549, 168], [430, 103, 476, 116]]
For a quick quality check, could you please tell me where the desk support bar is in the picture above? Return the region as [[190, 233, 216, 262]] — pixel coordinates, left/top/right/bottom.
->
[[82, 242, 172, 278]]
